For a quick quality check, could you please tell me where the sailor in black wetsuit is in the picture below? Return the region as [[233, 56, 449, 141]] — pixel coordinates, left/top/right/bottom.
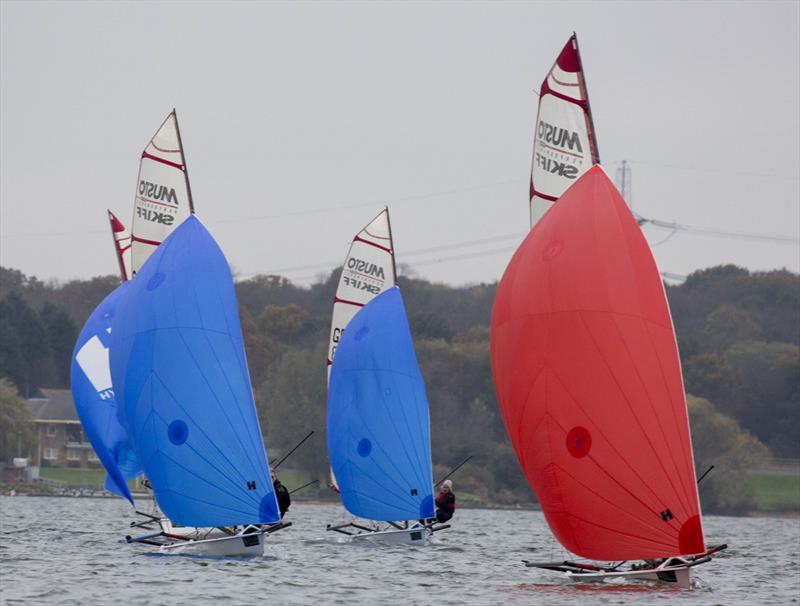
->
[[271, 468, 291, 519], [435, 480, 456, 523]]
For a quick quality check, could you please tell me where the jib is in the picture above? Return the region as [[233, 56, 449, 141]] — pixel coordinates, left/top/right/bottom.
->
[[537, 121, 583, 153], [138, 180, 179, 205], [136, 206, 175, 225], [535, 153, 579, 179]]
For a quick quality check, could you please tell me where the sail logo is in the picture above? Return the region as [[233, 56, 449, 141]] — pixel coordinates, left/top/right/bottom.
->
[[136, 206, 175, 226], [537, 120, 583, 155], [535, 153, 579, 179], [138, 180, 179, 206], [347, 258, 385, 281]]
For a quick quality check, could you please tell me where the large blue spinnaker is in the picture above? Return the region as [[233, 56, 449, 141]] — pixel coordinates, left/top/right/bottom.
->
[[71, 283, 142, 503], [109, 216, 279, 527], [327, 286, 434, 521]]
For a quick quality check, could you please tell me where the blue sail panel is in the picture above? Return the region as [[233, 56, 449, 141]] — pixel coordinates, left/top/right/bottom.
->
[[327, 286, 434, 521], [70, 283, 141, 503], [109, 216, 279, 527]]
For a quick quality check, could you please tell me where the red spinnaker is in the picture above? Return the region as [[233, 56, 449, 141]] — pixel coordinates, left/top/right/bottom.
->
[[491, 166, 705, 560]]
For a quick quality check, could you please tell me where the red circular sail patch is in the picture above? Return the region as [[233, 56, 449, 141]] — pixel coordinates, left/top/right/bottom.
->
[[566, 426, 592, 458], [567, 427, 592, 459]]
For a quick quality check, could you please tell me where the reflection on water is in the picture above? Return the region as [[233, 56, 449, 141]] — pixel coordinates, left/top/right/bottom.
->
[[0, 497, 797, 605]]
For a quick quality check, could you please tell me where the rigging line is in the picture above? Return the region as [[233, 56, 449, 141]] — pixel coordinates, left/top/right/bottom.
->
[[620, 159, 800, 181], [210, 179, 524, 225], [236, 235, 524, 278], [1, 179, 524, 239], [640, 218, 799, 244]]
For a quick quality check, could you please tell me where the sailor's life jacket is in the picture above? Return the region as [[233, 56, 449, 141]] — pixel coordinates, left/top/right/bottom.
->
[[274, 480, 291, 518], [435, 490, 456, 523]]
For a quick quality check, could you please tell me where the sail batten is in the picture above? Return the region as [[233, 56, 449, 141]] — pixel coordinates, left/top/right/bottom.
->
[[491, 166, 705, 560], [529, 34, 600, 227]]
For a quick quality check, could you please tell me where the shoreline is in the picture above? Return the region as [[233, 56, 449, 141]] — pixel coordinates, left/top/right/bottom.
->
[[2, 491, 797, 519]]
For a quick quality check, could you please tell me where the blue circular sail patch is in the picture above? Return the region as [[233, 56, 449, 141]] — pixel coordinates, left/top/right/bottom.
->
[[355, 326, 370, 341], [357, 438, 372, 457], [168, 420, 189, 445], [147, 272, 166, 291]]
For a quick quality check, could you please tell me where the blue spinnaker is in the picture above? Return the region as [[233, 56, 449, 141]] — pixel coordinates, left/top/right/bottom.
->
[[327, 286, 434, 521], [109, 216, 279, 527], [71, 282, 141, 503]]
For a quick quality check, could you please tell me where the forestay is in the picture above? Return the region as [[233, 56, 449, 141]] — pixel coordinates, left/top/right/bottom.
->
[[491, 166, 705, 561], [130, 111, 194, 276], [327, 287, 434, 522], [110, 216, 280, 528], [529, 33, 600, 227], [71, 283, 141, 503], [107, 210, 132, 281]]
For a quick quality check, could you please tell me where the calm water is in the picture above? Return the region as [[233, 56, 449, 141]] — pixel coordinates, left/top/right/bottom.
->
[[1, 496, 798, 605]]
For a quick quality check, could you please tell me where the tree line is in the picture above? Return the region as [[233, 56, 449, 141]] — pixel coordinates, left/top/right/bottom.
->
[[0, 264, 797, 513]]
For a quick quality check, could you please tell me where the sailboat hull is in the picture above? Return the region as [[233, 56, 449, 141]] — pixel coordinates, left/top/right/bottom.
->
[[158, 531, 265, 557], [350, 526, 431, 546], [566, 566, 691, 589]]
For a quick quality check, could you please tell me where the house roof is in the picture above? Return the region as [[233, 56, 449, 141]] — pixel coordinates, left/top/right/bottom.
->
[[28, 389, 79, 422]]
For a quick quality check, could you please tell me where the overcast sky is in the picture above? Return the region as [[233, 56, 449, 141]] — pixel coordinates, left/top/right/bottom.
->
[[1, 0, 798, 286]]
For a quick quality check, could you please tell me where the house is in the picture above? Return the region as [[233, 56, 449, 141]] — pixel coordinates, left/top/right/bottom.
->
[[28, 389, 100, 469]]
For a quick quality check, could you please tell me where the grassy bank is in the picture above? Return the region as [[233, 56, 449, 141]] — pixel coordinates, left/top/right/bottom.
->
[[743, 472, 800, 512]]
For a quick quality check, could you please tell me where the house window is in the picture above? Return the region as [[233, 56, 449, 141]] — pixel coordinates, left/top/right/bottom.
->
[[67, 449, 81, 461], [46, 424, 57, 437], [43, 448, 58, 461]]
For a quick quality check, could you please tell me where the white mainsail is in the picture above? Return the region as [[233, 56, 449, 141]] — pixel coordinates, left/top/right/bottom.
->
[[327, 208, 396, 489], [529, 33, 600, 227], [107, 210, 132, 281], [130, 110, 194, 275]]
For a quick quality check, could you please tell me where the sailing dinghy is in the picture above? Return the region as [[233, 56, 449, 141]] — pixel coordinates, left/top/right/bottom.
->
[[112, 216, 289, 556], [490, 166, 725, 588], [327, 286, 448, 545], [529, 33, 600, 228]]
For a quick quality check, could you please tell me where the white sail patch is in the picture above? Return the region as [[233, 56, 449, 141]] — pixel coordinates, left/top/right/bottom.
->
[[75, 335, 114, 397], [547, 64, 583, 99]]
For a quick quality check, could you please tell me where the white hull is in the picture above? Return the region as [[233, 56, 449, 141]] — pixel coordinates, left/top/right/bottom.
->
[[350, 526, 431, 546], [158, 531, 265, 557], [566, 566, 692, 589]]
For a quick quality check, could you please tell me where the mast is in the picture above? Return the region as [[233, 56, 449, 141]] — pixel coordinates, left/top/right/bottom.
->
[[172, 108, 195, 213]]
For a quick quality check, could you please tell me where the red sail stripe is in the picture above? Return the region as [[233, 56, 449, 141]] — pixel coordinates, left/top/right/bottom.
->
[[353, 235, 392, 254], [141, 150, 185, 171]]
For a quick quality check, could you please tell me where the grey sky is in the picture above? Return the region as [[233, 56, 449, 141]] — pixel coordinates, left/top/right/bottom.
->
[[2, 0, 798, 286]]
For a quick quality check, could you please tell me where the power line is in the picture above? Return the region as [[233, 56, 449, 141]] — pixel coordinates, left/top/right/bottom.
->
[[620, 159, 800, 182], [640, 217, 799, 244]]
